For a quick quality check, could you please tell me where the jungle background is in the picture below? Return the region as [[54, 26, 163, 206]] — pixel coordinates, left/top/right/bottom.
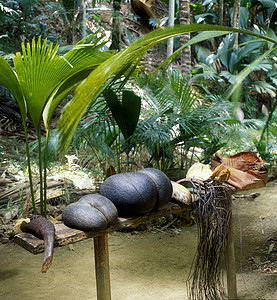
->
[[0, 0, 277, 299], [0, 0, 276, 218]]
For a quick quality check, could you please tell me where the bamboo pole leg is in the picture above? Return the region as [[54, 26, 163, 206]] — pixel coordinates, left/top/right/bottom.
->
[[94, 233, 111, 300], [225, 215, 238, 300]]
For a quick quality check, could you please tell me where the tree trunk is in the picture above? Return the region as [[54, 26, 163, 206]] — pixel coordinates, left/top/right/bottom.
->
[[218, 0, 224, 25], [79, 0, 86, 40], [110, 0, 121, 51], [179, 0, 191, 76], [167, 0, 175, 72], [232, 0, 241, 47]]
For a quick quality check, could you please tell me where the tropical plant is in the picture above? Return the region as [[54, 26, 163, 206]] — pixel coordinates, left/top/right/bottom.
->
[[1, 23, 276, 216], [0, 31, 114, 216], [134, 71, 201, 169], [253, 101, 277, 165], [74, 86, 141, 174], [192, 25, 277, 126], [190, 0, 277, 29], [76, 70, 231, 171], [54, 24, 277, 172], [58, 0, 85, 44], [73, 101, 118, 178], [249, 0, 277, 29], [254, 136, 277, 167], [0, 0, 58, 53]]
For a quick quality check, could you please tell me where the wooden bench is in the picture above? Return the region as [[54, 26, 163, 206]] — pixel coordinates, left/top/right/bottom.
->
[[14, 202, 237, 300]]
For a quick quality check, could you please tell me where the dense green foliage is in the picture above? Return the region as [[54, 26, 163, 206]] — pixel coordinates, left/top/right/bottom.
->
[[1, 0, 277, 215], [0, 31, 114, 215], [0, 0, 59, 53]]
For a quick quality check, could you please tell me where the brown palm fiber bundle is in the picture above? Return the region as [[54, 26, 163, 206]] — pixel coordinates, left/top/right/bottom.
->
[[179, 179, 233, 300]]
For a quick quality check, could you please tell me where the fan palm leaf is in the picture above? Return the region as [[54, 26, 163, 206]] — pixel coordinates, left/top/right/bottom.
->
[[0, 31, 114, 215]]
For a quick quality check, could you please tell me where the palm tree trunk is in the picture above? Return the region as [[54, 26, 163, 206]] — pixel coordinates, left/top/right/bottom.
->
[[179, 0, 191, 76], [218, 0, 224, 25], [167, 0, 175, 71], [232, 0, 241, 47], [79, 0, 86, 40], [23, 122, 37, 214], [110, 0, 121, 50]]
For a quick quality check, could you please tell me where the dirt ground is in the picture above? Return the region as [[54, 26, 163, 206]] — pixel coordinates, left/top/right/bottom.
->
[[0, 182, 277, 300]]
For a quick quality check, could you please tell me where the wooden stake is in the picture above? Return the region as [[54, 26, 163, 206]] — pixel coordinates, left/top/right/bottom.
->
[[94, 233, 112, 300], [225, 214, 238, 300]]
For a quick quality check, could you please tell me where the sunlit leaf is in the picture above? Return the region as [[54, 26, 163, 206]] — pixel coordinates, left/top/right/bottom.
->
[[0, 55, 26, 120], [56, 24, 277, 155], [225, 46, 277, 99]]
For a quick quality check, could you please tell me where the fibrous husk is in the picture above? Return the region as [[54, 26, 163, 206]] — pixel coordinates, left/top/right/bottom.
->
[[211, 151, 268, 172], [171, 181, 192, 205], [186, 152, 268, 191], [211, 151, 268, 190], [184, 178, 232, 300], [186, 163, 213, 181]]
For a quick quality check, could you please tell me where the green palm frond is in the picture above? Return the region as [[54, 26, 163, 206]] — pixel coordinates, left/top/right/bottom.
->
[[252, 81, 276, 97], [10, 32, 113, 132], [44, 32, 114, 130], [0, 55, 26, 120], [13, 36, 62, 130], [0, 32, 114, 215], [57, 23, 277, 156], [56, 25, 243, 154], [147, 71, 199, 113]]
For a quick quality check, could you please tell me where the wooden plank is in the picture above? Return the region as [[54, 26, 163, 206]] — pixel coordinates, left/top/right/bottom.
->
[[225, 214, 238, 300], [14, 232, 44, 254], [94, 234, 111, 300], [14, 202, 191, 254]]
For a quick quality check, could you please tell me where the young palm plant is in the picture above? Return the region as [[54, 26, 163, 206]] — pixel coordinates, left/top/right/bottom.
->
[[0, 32, 114, 216], [134, 71, 228, 170], [74, 85, 141, 174], [73, 99, 118, 179]]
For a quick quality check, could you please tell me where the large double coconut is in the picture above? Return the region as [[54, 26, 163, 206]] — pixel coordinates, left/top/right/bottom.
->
[[62, 194, 118, 231], [63, 168, 173, 229], [100, 168, 173, 217]]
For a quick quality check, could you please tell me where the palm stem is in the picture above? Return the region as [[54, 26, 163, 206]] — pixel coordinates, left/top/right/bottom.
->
[[257, 98, 277, 150], [37, 130, 45, 216], [23, 122, 37, 214], [43, 129, 50, 217]]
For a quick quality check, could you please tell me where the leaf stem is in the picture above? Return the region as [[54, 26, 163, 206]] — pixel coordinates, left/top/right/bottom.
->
[[44, 129, 50, 217], [257, 98, 277, 150], [23, 122, 37, 214], [37, 129, 45, 216]]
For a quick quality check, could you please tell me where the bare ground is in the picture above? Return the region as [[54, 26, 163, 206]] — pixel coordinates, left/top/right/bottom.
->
[[0, 182, 277, 300]]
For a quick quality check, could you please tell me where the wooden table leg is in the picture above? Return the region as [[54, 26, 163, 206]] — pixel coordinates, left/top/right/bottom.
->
[[94, 233, 112, 300], [225, 214, 238, 300]]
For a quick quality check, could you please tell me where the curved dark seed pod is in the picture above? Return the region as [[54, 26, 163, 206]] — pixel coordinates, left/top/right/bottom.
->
[[20, 215, 55, 273], [62, 194, 118, 231], [78, 194, 118, 225], [62, 201, 108, 231], [138, 168, 173, 208], [100, 172, 157, 217]]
